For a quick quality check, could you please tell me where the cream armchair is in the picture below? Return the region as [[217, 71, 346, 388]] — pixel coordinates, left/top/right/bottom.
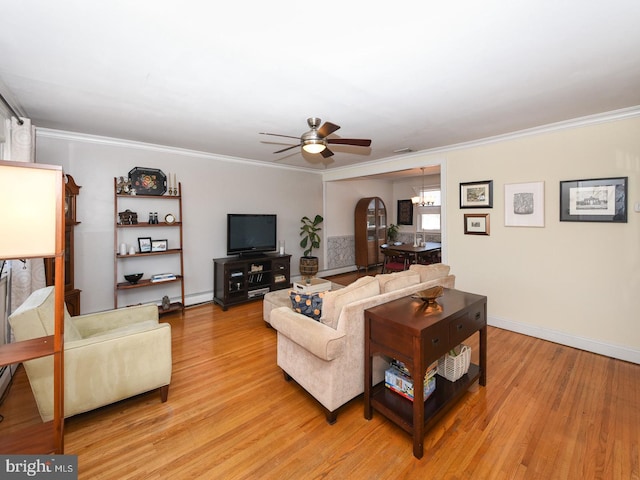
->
[[9, 286, 172, 422]]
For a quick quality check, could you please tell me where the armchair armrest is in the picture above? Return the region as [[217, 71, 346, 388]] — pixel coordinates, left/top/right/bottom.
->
[[270, 307, 345, 361], [72, 303, 159, 337]]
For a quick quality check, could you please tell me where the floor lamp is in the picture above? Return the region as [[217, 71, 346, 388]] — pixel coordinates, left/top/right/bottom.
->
[[0, 160, 65, 453]]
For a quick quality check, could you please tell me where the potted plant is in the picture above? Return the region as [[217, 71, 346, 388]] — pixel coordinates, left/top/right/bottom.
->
[[387, 223, 399, 243], [299, 214, 323, 279]]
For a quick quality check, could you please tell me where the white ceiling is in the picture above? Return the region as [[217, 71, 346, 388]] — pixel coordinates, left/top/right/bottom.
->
[[1, 1, 639, 171]]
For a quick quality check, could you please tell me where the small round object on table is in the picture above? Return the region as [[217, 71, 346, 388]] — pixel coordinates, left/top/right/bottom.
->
[[165, 213, 176, 224]]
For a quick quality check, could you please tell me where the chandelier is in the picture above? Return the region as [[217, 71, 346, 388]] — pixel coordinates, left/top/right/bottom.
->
[[411, 167, 435, 206]]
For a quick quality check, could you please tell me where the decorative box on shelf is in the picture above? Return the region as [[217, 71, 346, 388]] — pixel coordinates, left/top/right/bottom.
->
[[385, 359, 438, 402], [292, 278, 332, 294]]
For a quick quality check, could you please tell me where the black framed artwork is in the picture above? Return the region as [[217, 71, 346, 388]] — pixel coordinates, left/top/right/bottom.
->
[[397, 199, 413, 225], [460, 180, 493, 208], [560, 177, 627, 222]]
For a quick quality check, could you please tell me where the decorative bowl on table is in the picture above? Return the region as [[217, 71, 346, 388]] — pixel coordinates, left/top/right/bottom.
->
[[411, 285, 444, 305], [124, 273, 143, 284]]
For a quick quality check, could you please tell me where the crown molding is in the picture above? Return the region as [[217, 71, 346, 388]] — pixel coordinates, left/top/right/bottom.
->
[[36, 105, 640, 180], [322, 105, 640, 181], [35, 128, 322, 175]]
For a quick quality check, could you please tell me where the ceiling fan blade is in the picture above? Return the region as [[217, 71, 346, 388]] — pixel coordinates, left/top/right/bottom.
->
[[321, 147, 334, 158], [317, 122, 340, 138], [273, 144, 301, 154], [260, 132, 300, 140], [327, 138, 372, 147]]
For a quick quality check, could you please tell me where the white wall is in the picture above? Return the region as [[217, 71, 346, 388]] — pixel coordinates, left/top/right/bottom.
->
[[324, 179, 393, 238], [445, 117, 639, 361], [36, 131, 323, 313], [323, 114, 639, 363]]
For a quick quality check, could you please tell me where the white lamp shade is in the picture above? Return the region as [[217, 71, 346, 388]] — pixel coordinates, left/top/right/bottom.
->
[[0, 161, 62, 259], [302, 142, 326, 154]]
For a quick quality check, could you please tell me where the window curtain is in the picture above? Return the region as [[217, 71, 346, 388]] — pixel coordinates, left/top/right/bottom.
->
[[4, 117, 45, 313]]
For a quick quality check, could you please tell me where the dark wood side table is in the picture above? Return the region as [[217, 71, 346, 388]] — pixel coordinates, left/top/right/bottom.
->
[[364, 288, 487, 459]]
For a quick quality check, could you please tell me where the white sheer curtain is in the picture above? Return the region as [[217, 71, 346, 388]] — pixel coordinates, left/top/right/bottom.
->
[[4, 117, 45, 313]]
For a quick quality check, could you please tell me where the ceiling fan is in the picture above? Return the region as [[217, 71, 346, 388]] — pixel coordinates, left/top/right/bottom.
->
[[260, 117, 372, 158]]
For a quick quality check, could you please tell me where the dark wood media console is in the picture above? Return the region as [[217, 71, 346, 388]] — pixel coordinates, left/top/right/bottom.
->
[[213, 253, 291, 310]]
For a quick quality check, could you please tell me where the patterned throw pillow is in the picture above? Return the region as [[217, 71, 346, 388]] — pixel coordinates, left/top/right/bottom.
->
[[290, 291, 325, 321]]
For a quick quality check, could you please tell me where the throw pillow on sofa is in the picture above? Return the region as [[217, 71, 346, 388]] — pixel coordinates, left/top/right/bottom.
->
[[320, 276, 380, 329], [409, 263, 450, 283], [290, 291, 325, 321], [376, 270, 421, 293]]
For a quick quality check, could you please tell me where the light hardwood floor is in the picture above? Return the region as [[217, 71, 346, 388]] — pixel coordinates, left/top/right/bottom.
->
[[1, 277, 639, 479]]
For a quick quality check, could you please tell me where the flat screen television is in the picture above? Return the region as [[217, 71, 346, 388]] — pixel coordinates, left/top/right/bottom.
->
[[227, 214, 277, 256]]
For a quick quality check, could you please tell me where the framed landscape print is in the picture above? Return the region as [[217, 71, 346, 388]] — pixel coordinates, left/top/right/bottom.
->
[[560, 177, 627, 222], [504, 181, 545, 227], [460, 180, 493, 208]]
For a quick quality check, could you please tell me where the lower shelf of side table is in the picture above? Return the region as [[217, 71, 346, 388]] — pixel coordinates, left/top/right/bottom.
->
[[370, 363, 480, 435]]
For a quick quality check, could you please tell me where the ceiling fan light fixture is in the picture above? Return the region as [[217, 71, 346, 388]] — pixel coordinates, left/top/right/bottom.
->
[[302, 140, 326, 154]]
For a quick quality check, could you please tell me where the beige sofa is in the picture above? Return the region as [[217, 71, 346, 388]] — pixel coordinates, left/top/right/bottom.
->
[[269, 264, 455, 423], [9, 286, 172, 421]]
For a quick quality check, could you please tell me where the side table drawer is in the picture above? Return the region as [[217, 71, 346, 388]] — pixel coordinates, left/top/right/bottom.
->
[[449, 307, 485, 345], [422, 322, 449, 362]]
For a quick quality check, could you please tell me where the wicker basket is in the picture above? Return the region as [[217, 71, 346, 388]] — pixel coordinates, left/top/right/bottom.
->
[[437, 344, 471, 382]]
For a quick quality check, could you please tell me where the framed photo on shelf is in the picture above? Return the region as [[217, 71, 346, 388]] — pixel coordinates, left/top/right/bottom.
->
[[151, 239, 168, 252], [137, 237, 152, 253], [464, 213, 490, 235], [505, 181, 545, 227], [397, 199, 413, 225], [560, 177, 627, 222], [460, 180, 493, 208]]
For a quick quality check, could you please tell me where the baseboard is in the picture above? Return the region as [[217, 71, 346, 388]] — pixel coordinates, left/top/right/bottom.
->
[[489, 315, 640, 365]]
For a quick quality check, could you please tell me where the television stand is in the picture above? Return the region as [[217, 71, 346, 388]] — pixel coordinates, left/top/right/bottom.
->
[[213, 253, 291, 310]]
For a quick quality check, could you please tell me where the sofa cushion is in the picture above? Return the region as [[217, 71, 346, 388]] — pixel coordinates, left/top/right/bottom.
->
[[320, 276, 380, 329], [376, 270, 421, 293], [290, 291, 325, 321], [409, 263, 451, 283]]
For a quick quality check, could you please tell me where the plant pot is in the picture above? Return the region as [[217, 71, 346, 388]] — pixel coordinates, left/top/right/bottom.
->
[[300, 256, 319, 280]]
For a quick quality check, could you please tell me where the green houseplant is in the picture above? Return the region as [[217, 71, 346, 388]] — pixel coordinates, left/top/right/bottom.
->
[[387, 223, 399, 243], [299, 214, 323, 279]]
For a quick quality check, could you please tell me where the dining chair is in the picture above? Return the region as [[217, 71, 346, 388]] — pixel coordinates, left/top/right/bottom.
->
[[381, 248, 410, 273]]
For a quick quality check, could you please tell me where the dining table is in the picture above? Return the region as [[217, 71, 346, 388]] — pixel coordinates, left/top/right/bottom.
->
[[381, 242, 441, 264]]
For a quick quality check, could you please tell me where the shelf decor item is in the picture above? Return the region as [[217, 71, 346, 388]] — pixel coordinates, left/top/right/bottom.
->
[[138, 237, 152, 253], [560, 176, 627, 222], [151, 239, 168, 252], [124, 273, 143, 284], [128, 167, 167, 196]]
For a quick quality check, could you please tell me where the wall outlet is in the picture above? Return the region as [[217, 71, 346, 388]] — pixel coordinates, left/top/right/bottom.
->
[[635, 202, 640, 213]]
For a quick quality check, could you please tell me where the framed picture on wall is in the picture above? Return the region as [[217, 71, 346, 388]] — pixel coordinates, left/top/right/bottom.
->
[[464, 213, 490, 235], [460, 180, 493, 208], [560, 177, 627, 222], [397, 199, 413, 225], [505, 181, 545, 227]]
